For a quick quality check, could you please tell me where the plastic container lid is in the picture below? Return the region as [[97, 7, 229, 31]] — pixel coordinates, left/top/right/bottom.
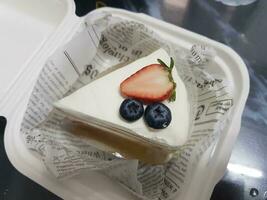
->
[[1, 1, 249, 200]]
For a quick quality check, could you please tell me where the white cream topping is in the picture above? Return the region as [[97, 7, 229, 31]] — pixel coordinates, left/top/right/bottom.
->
[[54, 49, 189, 147]]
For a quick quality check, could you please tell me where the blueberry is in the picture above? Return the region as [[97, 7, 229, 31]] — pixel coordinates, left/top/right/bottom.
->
[[144, 103, 172, 129], [120, 99, 144, 122]]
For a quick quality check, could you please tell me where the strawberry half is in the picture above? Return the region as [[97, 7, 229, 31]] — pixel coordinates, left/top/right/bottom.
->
[[120, 58, 176, 103]]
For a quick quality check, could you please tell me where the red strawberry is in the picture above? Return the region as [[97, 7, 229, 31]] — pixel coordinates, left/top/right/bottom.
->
[[120, 58, 176, 103]]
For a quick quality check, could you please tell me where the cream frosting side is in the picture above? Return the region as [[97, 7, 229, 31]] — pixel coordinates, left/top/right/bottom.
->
[[54, 49, 190, 147]]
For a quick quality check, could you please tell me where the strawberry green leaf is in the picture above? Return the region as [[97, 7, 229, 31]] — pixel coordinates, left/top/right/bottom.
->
[[168, 82, 176, 102], [170, 57, 174, 70], [157, 59, 169, 70], [157, 58, 177, 102], [169, 90, 176, 102]]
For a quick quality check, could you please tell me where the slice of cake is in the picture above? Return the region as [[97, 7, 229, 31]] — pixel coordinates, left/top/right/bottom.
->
[[54, 49, 190, 163]]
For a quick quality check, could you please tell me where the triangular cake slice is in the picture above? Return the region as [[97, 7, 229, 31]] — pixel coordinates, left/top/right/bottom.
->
[[54, 49, 189, 147]]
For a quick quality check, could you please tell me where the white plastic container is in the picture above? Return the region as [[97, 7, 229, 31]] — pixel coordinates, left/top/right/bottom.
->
[[1, 1, 249, 200]]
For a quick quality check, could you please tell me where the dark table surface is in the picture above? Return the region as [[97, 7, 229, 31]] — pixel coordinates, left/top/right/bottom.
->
[[1, 0, 266, 199]]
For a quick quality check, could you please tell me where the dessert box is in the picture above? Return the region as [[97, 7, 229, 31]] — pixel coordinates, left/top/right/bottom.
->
[[1, 0, 249, 200]]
